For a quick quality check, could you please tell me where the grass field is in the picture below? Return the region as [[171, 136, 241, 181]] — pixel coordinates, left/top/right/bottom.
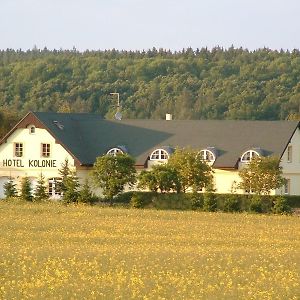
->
[[0, 201, 299, 299]]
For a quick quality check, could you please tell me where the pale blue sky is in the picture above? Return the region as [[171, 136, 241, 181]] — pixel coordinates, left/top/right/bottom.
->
[[1, 0, 299, 51]]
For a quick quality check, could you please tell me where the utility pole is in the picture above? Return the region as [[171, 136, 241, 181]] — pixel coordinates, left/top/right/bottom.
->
[[110, 92, 120, 108], [110, 92, 122, 120]]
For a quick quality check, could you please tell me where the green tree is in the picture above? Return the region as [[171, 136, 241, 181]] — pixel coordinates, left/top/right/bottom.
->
[[168, 148, 213, 193], [0, 109, 21, 139], [56, 158, 80, 203], [3, 177, 18, 198], [57, 158, 71, 194], [62, 170, 80, 203], [78, 179, 94, 203], [91, 154, 136, 204], [138, 164, 181, 193], [1, 48, 300, 120], [272, 196, 291, 214], [34, 173, 49, 201], [20, 177, 33, 201], [238, 156, 286, 195]]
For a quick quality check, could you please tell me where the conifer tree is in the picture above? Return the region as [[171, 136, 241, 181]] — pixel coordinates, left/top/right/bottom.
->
[[63, 170, 80, 203], [20, 177, 33, 201], [78, 179, 94, 203], [57, 158, 71, 194], [3, 177, 18, 198], [34, 173, 48, 201]]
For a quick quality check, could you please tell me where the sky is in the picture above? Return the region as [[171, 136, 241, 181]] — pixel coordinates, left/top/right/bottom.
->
[[1, 0, 300, 52]]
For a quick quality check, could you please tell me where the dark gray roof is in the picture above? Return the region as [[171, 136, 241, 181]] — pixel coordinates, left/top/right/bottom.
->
[[32, 112, 299, 168]]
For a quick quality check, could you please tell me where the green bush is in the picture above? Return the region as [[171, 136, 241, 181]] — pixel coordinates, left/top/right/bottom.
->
[[223, 195, 241, 212], [284, 195, 300, 208], [152, 193, 192, 210], [203, 192, 217, 212], [114, 192, 135, 204], [130, 192, 153, 208], [272, 196, 291, 214], [249, 195, 263, 213], [190, 193, 203, 210], [123, 192, 299, 213]]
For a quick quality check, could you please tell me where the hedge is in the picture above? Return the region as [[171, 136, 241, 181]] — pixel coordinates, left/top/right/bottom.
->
[[123, 192, 300, 213]]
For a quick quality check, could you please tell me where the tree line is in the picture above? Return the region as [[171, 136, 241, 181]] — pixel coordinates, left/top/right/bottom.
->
[[0, 46, 300, 137]]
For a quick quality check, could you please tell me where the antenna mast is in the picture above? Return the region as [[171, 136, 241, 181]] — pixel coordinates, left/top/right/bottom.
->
[[110, 92, 122, 120]]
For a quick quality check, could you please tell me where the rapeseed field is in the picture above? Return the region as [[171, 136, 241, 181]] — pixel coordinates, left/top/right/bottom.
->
[[0, 201, 299, 299]]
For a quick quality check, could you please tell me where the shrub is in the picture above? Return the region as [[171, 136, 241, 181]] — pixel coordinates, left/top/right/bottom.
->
[[190, 193, 203, 210], [249, 195, 263, 213], [130, 192, 153, 208], [272, 196, 291, 214], [203, 192, 217, 212], [284, 195, 300, 208], [152, 193, 192, 210], [114, 192, 135, 204], [223, 195, 240, 212]]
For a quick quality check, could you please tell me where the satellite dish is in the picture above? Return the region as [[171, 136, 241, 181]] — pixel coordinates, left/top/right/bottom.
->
[[115, 111, 122, 121]]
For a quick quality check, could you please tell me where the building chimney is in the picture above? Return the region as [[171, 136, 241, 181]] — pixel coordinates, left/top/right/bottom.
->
[[166, 113, 172, 121]]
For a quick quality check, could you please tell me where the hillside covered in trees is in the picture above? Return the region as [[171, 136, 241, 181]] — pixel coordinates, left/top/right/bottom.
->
[[0, 47, 300, 133]]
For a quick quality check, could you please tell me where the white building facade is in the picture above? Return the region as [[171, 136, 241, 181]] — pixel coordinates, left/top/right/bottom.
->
[[0, 112, 299, 198]]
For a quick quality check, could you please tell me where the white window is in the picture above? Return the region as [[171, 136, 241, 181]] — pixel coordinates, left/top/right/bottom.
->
[[48, 178, 62, 197], [107, 148, 124, 156], [284, 179, 290, 195], [14, 143, 23, 157], [41, 143, 51, 157], [200, 149, 216, 163], [241, 150, 259, 163], [287, 145, 292, 163], [29, 125, 36, 134], [150, 149, 170, 161]]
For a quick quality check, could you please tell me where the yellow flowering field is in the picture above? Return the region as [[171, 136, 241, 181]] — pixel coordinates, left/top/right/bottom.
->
[[0, 201, 299, 299]]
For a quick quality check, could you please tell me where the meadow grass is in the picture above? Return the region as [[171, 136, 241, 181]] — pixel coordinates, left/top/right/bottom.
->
[[0, 201, 299, 299]]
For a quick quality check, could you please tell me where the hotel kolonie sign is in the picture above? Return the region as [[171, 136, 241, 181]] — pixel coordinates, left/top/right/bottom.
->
[[2, 159, 57, 168]]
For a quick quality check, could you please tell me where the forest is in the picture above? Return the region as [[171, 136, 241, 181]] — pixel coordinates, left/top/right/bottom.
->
[[0, 46, 300, 137]]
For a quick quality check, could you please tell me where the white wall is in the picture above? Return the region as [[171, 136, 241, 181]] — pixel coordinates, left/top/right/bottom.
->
[[0, 127, 75, 198], [280, 127, 300, 195]]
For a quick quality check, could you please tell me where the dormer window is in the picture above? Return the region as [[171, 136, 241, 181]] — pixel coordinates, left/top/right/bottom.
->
[[200, 149, 216, 163], [107, 147, 124, 156], [241, 150, 260, 163], [150, 149, 170, 161], [29, 125, 36, 134]]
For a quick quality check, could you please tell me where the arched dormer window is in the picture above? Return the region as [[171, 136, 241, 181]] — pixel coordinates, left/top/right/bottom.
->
[[107, 147, 124, 156], [199, 149, 216, 163], [28, 125, 36, 134], [241, 150, 260, 163], [150, 148, 170, 161]]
